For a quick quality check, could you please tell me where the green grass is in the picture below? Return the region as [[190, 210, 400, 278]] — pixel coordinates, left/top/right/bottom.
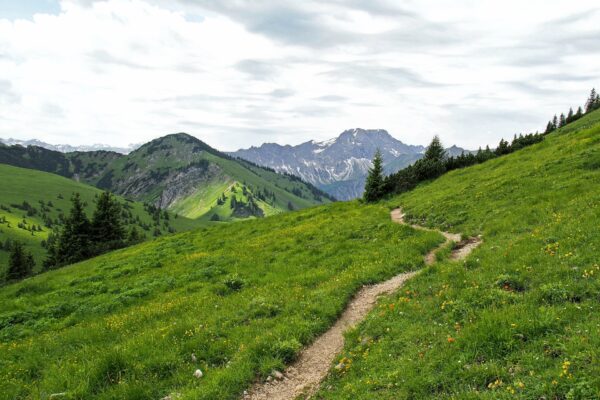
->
[[0, 164, 203, 276], [0, 201, 442, 399], [2, 110, 599, 399], [315, 110, 600, 399], [169, 179, 234, 219]]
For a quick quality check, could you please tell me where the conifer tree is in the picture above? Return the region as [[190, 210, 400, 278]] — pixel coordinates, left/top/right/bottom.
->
[[552, 115, 558, 130], [567, 107, 574, 123], [7, 242, 34, 280], [423, 135, 447, 162], [585, 88, 597, 113], [53, 193, 92, 267], [559, 113, 566, 128], [576, 106, 584, 118], [91, 191, 124, 250], [363, 149, 385, 203]]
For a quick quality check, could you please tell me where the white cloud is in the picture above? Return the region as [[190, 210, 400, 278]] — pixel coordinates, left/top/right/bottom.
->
[[0, 0, 599, 151]]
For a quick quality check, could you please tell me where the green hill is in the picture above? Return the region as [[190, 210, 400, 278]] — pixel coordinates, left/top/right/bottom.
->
[[317, 110, 600, 398], [0, 110, 599, 399], [0, 164, 202, 277], [0, 134, 333, 222]]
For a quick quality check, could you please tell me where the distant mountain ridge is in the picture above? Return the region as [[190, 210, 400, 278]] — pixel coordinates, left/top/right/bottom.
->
[[0, 133, 331, 221], [0, 137, 139, 154], [231, 128, 470, 200]]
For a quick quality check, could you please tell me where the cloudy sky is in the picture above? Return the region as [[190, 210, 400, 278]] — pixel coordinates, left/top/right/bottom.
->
[[0, 0, 599, 151]]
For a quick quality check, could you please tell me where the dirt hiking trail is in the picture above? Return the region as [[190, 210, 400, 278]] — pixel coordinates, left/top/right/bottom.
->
[[243, 208, 482, 400]]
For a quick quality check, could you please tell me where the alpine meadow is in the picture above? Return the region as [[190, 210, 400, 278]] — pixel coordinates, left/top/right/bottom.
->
[[1, 2, 600, 400]]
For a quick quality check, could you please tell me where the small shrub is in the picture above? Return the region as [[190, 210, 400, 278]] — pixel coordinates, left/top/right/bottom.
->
[[495, 274, 526, 292], [538, 282, 569, 304], [223, 274, 245, 291]]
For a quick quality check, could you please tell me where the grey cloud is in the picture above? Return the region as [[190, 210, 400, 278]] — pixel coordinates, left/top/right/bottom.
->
[[489, 9, 600, 68], [89, 50, 154, 70], [320, 64, 443, 90], [502, 81, 561, 97], [235, 59, 280, 80], [315, 95, 347, 102], [0, 80, 21, 104], [269, 88, 295, 98], [174, 0, 461, 50], [42, 103, 65, 119]]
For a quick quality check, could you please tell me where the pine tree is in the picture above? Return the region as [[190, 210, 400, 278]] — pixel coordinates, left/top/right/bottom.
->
[[495, 139, 511, 155], [423, 136, 447, 162], [363, 149, 385, 203], [585, 88, 597, 113], [576, 106, 583, 119], [53, 193, 92, 267], [552, 115, 558, 130], [545, 121, 554, 134], [91, 191, 124, 250], [7, 242, 34, 280], [559, 113, 566, 128], [567, 107, 574, 123]]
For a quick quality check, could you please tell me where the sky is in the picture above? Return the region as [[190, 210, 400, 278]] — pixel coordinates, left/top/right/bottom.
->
[[0, 0, 599, 151]]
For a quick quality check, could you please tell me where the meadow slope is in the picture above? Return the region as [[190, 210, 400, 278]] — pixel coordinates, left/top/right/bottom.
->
[[315, 111, 600, 399], [0, 202, 442, 399], [0, 164, 201, 275]]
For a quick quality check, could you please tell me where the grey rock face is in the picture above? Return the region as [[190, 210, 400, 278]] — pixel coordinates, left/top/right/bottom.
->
[[231, 129, 425, 200], [231, 129, 471, 200]]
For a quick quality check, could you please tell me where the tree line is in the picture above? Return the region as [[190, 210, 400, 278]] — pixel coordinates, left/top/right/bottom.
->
[[364, 88, 599, 202], [544, 89, 600, 133], [4, 192, 133, 282]]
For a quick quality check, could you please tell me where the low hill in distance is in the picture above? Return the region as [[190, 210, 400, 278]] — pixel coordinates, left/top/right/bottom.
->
[[0, 164, 202, 277], [0, 133, 333, 222]]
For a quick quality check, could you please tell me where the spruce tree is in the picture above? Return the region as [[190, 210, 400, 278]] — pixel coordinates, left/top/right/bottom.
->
[[559, 113, 566, 128], [423, 135, 447, 162], [91, 191, 124, 251], [363, 149, 385, 203], [552, 115, 558, 130], [585, 89, 597, 113], [54, 193, 91, 267], [7, 242, 34, 280], [576, 106, 583, 119], [567, 107, 574, 123]]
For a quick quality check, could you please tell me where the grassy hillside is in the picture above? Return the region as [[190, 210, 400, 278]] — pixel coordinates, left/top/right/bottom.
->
[[2, 111, 598, 399], [0, 164, 201, 276], [316, 111, 600, 398], [0, 202, 442, 399], [97, 135, 332, 220], [0, 134, 333, 223]]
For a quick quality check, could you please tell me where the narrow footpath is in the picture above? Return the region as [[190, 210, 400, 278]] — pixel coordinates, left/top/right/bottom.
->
[[243, 208, 482, 400]]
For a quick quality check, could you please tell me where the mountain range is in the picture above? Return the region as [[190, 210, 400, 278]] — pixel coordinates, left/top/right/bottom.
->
[[231, 129, 471, 200], [0, 137, 139, 154], [0, 133, 332, 222]]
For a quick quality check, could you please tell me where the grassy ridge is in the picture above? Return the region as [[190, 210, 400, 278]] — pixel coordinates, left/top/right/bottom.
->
[[316, 111, 600, 398], [0, 202, 442, 399], [0, 164, 202, 275]]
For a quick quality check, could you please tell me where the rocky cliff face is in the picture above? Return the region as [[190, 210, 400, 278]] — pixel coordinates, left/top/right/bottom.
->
[[231, 129, 425, 200], [231, 129, 472, 200]]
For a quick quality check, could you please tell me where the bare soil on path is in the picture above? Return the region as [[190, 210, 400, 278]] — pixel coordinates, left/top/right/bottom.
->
[[243, 209, 482, 400]]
